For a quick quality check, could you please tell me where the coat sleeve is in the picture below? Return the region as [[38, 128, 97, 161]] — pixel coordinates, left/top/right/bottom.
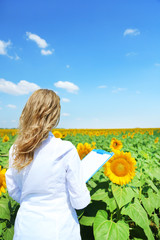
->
[[65, 145, 91, 210], [5, 146, 21, 204]]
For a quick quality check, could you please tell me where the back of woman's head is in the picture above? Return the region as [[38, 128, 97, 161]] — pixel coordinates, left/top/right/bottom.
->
[[13, 89, 61, 171]]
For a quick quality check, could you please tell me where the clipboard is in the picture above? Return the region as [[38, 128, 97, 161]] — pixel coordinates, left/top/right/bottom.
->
[[81, 149, 114, 183]]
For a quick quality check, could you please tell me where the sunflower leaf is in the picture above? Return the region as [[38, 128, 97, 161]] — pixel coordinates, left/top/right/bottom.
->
[[93, 210, 129, 240], [0, 198, 10, 221], [121, 198, 154, 240], [153, 213, 159, 229], [141, 195, 155, 216], [111, 184, 135, 209], [91, 188, 117, 212], [148, 191, 160, 209], [146, 179, 159, 193], [79, 216, 94, 226], [91, 189, 107, 201], [3, 225, 14, 240]]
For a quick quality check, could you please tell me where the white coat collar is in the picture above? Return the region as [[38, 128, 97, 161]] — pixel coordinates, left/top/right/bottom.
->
[[48, 131, 54, 137]]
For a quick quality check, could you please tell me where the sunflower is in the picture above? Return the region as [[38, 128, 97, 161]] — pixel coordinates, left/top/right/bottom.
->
[[0, 166, 7, 196], [154, 137, 159, 144], [2, 135, 9, 142], [149, 130, 153, 135], [104, 151, 136, 186], [122, 135, 126, 139], [110, 138, 123, 152], [77, 142, 95, 160], [52, 131, 62, 138], [12, 131, 16, 136], [61, 132, 67, 138]]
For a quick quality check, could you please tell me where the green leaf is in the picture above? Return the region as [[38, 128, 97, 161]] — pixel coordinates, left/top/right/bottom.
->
[[153, 213, 159, 229], [0, 222, 2, 235], [146, 179, 159, 193], [150, 168, 160, 181], [129, 175, 141, 187], [3, 226, 14, 240], [111, 184, 135, 209], [155, 154, 160, 160], [93, 210, 129, 240], [0, 198, 10, 221], [105, 196, 117, 212], [79, 216, 94, 226], [139, 150, 149, 159], [91, 189, 107, 201], [148, 191, 160, 209], [121, 198, 154, 240], [141, 195, 155, 216], [91, 188, 117, 212]]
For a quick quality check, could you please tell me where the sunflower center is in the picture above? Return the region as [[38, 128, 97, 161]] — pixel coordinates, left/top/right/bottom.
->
[[113, 142, 118, 147], [110, 158, 130, 177]]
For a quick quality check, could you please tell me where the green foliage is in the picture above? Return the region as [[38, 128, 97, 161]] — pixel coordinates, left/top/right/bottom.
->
[[74, 131, 160, 240], [93, 210, 129, 240], [0, 195, 19, 240], [121, 198, 155, 240], [0, 136, 19, 239], [111, 184, 135, 209]]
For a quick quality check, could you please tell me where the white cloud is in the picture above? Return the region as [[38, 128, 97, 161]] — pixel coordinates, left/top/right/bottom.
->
[[0, 40, 11, 55], [62, 113, 70, 116], [0, 107, 2, 110], [112, 88, 127, 93], [0, 40, 20, 60], [98, 85, 107, 88], [66, 65, 70, 68], [26, 32, 48, 48], [155, 63, 160, 67], [124, 29, 140, 36], [54, 81, 79, 93], [126, 52, 138, 57], [62, 98, 70, 102], [41, 49, 54, 55], [0, 78, 40, 95], [7, 104, 17, 109]]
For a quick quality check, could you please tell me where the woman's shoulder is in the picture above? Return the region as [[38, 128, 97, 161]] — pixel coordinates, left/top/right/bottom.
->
[[49, 132, 76, 155], [55, 138, 76, 152]]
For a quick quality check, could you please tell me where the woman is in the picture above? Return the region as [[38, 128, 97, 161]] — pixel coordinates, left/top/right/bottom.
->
[[5, 89, 91, 240]]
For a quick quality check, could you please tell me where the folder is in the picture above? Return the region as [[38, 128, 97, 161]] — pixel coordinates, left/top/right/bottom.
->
[[81, 149, 114, 183]]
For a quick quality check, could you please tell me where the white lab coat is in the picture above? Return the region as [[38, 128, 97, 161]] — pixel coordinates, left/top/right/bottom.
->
[[5, 132, 91, 240]]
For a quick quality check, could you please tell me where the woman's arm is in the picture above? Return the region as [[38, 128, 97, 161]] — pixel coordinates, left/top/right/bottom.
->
[[65, 146, 91, 210]]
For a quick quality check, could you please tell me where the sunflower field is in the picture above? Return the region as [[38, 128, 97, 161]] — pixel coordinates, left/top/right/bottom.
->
[[0, 128, 160, 240]]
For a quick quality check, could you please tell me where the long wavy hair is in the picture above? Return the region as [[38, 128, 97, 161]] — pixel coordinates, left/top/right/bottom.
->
[[12, 89, 61, 172]]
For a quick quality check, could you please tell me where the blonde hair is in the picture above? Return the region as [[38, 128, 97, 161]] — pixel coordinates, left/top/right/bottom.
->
[[12, 89, 61, 171]]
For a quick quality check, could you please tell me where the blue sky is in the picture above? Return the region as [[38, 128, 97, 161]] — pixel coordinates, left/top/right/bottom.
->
[[0, 0, 160, 129]]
